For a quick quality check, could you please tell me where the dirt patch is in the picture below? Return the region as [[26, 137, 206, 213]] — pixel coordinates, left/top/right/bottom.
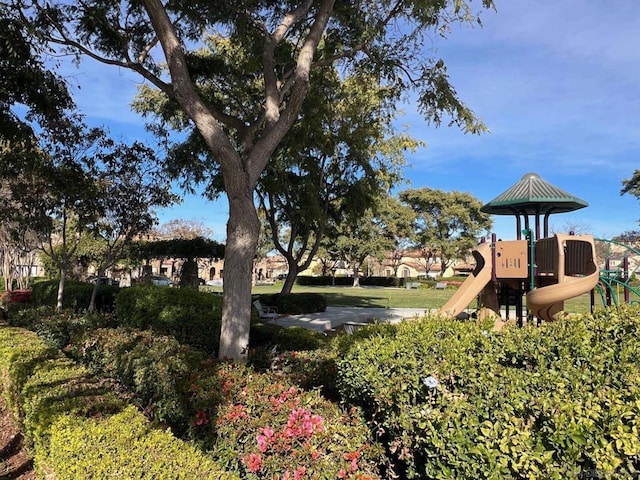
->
[[0, 395, 37, 479]]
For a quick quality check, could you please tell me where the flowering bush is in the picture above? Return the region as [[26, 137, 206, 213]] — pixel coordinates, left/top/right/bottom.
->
[[202, 362, 382, 479]]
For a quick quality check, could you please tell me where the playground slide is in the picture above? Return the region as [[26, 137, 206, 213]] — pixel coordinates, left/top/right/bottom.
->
[[439, 242, 492, 317], [526, 269, 599, 322]]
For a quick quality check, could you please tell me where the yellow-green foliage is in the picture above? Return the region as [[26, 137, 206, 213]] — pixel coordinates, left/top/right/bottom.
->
[[48, 406, 237, 480], [0, 324, 238, 479]]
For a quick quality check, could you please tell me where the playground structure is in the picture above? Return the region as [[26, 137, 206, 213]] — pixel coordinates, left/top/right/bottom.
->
[[594, 238, 640, 307], [439, 172, 635, 323]]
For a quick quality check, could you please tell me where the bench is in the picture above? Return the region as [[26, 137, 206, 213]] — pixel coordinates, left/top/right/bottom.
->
[[435, 282, 447, 290], [405, 282, 421, 289], [253, 300, 278, 323], [343, 321, 370, 335]]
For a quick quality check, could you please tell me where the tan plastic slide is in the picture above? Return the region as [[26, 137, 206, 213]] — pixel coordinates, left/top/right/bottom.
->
[[526, 269, 599, 322], [439, 242, 492, 317]]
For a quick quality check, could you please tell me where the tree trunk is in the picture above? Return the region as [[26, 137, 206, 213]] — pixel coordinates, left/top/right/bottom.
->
[[56, 268, 66, 311], [179, 258, 200, 288], [218, 188, 260, 361], [280, 263, 298, 294], [352, 264, 361, 288], [88, 281, 99, 313]]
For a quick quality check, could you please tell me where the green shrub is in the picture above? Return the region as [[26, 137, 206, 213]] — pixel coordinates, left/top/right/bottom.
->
[[115, 286, 222, 353], [296, 275, 354, 286], [336, 308, 640, 479], [69, 327, 206, 434], [202, 362, 383, 479], [267, 349, 340, 400], [7, 306, 116, 350], [258, 292, 326, 314], [31, 280, 119, 312], [360, 276, 404, 287], [48, 406, 237, 480], [249, 322, 327, 353], [0, 325, 237, 479], [0, 325, 125, 468]]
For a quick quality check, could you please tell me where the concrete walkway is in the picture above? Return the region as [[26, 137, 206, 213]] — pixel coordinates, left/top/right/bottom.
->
[[276, 306, 432, 332]]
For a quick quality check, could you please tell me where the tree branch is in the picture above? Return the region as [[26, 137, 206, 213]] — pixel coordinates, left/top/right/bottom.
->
[[141, 0, 240, 168], [248, 0, 335, 185]]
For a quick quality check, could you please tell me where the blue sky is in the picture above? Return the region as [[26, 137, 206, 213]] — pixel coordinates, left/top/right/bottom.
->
[[63, 0, 640, 242]]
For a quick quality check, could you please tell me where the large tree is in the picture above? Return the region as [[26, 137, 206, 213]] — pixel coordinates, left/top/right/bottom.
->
[[0, 3, 76, 142], [399, 187, 492, 277], [21, 0, 494, 360], [258, 74, 415, 293]]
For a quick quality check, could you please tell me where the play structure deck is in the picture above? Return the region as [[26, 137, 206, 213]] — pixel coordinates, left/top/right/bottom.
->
[[438, 173, 634, 324]]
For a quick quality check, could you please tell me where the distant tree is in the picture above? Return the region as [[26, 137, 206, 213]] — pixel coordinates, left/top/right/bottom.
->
[[323, 194, 402, 287], [133, 237, 224, 288], [612, 231, 640, 246], [0, 128, 102, 309], [622, 172, 640, 225], [156, 219, 214, 240], [399, 188, 492, 278], [258, 74, 414, 294], [22, 0, 493, 360], [550, 219, 591, 236], [84, 139, 177, 312], [0, 224, 40, 290]]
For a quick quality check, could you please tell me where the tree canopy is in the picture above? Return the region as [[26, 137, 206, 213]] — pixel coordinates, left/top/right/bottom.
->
[[16, 0, 495, 360], [399, 187, 492, 277]]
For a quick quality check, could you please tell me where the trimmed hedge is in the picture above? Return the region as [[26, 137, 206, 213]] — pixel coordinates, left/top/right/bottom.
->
[[296, 275, 424, 287], [115, 285, 222, 354], [336, 307, 640, 479], [49, 406, 235, 479], [257, 292, 326, 314], [0, 324, 236, 479], [296, 275, 354, 286], [7, 306, 116, 350], [31, 279, 119, 312]]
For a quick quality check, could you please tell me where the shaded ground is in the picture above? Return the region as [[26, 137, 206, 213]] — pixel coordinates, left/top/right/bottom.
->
[[0, 396, 36, 480]]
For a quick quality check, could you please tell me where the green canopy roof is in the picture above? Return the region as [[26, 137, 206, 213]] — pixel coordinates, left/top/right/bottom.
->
[[481, 172, 588, 215]]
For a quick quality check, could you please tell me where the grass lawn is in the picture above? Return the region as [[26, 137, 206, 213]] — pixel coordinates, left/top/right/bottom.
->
[[206, 282, 604, 314]]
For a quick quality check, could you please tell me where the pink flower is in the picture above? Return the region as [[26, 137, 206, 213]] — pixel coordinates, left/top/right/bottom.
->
[[243, 452, 263, 473], [194, 410, 208, 426], [285, 408, 324, 438], [294, 466, 306, 480], [338, 469, 347, 479], [256, 426, 275, 452]]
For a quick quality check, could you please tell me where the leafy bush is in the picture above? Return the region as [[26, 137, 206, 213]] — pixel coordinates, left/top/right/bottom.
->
[[7, 306, 116, 350], [257, 292, 326, 314], [0, 325, 237, 479], [69, 327, 206, 434], [199, 362, 383, 479], [336, 308, 640, 479], [115, 285, 222, 353], [267, 349, 340, 400], [249, 322, 327, 353], [31, 279, 119, 312]]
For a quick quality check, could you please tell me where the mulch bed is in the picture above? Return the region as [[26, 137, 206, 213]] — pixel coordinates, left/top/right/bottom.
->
[[0, 395, 36, 479]]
